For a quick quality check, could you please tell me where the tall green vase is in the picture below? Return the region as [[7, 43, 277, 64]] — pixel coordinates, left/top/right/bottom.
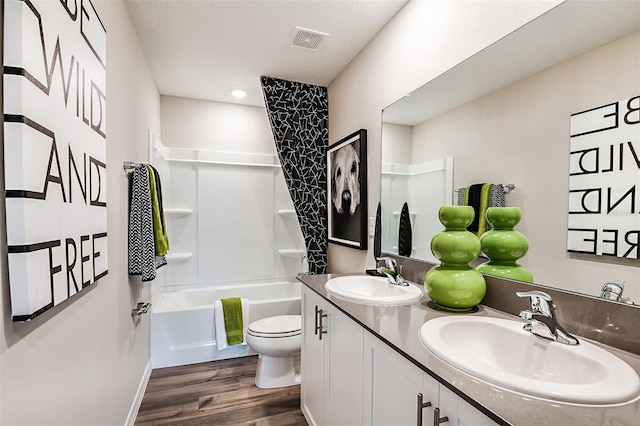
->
[[424, 206, 486, 312], [476, 207, 533, 283]]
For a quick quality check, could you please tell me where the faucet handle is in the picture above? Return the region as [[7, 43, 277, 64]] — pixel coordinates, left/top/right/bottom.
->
[[516, 290, 552, 301], [376, 257, 397, 271], [600, 280, 625, 301], [386, 257, 397, 270], [516, 291, 554, 315]]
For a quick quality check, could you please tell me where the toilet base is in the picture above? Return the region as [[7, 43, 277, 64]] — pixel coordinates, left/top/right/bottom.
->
[[254, 354, 301, 389]]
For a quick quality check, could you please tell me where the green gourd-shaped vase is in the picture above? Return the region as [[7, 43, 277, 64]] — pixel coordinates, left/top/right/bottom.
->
[[424, 206, 486, 311], [476, 207, 533, 283]]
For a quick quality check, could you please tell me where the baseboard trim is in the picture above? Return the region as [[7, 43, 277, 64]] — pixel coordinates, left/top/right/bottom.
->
[[125, 359, 152, 426]]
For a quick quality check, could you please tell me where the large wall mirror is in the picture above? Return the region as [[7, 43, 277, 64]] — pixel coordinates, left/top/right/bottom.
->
[[381, 0, 640, 304]]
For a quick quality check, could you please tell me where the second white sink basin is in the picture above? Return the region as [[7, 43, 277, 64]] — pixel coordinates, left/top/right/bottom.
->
[[325, 276, 423, 305], [419, 316, 640, 405]]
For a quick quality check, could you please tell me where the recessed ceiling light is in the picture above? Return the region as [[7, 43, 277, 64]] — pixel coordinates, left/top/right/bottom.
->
[[231, 89, 247, 99]]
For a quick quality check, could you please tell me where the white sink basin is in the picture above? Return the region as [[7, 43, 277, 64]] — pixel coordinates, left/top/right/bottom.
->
[[325, 276, 423, 305], [419, 316, 640, 405]]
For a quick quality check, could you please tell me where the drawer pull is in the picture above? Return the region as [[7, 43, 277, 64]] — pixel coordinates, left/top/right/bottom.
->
[[318, 309, 328, 340], [417, 393, 432, 426], [433, 407, 448, 425]]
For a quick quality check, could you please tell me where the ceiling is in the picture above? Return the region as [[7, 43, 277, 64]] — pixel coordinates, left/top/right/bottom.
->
[[125, 0, 408, 108]]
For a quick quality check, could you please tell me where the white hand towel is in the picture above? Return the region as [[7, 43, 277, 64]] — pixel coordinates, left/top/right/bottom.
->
[[241, 298, 250, 344], [214, 298, 251, 350], [214, 300, 228, 350]]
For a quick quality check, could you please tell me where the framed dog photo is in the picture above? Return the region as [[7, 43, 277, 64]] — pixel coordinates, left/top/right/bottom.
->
[[327, 129, 368, 250]]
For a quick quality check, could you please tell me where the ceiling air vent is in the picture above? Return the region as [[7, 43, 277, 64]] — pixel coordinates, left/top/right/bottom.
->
[[288, 27, 329, 51]]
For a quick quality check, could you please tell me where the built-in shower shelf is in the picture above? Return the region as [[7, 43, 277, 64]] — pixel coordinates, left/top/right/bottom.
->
[[278, 209, 297, 217], [165, 208, 193, 219], [166, 253, 193, 263], [278, 249, 305, 258]]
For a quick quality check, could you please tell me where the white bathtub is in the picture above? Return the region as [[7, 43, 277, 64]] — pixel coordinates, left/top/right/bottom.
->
[[150, 280, 301, 368]]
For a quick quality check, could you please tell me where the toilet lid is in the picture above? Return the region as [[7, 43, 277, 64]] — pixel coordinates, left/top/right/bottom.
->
[[248, 315, 301, 337]]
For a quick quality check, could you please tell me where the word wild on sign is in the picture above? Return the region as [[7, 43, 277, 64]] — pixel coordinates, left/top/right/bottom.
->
[[568, 96, 640, 259], [3, 0, 107, 321]]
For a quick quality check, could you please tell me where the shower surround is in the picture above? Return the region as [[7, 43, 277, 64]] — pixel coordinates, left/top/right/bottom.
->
[[148, 137, 305, 366]]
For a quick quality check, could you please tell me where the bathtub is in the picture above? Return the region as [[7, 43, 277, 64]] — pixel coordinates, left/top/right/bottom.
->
[[150, 280, 301, 368]]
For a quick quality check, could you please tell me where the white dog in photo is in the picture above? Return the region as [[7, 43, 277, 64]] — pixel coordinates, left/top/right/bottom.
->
[[331, 142, 360, 215]]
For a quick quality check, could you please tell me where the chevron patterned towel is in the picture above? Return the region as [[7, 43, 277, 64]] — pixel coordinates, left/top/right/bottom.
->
[[128, 165, 166, 281], [459, 183, 507, 235], [457, 184, 505, 209]]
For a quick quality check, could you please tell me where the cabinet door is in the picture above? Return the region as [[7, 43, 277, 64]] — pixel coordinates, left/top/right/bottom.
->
[[327, 305, 364, 426], [301, 288, 327, 426], [364, 332, 438, 426], [438, 385, 497, 426]]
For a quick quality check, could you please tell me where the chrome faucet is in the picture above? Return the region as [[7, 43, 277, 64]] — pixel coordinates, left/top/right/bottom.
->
[[516, 291, 579, 345], [600, 280, 629, 302], [376, 257, 410, 286]]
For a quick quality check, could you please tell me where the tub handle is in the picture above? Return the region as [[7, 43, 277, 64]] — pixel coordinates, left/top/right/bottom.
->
[[132, 302, 151, 317]]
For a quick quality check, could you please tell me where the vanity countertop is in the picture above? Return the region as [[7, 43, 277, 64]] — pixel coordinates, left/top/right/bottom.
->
[[298, 273, 640, 426]]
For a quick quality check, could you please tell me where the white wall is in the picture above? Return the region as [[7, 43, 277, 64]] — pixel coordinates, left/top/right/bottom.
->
[[0, 1, 161, 424], [327, 0, 563, 273], [381, 123, 412, 165], [409, 31, 640, 300], [158, 96, 305, 285], [161, 95, 275, 155]]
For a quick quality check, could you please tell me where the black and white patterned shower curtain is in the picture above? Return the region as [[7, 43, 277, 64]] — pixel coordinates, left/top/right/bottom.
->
[[260, 76, 328, 274]]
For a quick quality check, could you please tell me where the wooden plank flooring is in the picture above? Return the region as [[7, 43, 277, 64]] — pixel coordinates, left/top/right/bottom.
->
[[135, 356, 308, 425]]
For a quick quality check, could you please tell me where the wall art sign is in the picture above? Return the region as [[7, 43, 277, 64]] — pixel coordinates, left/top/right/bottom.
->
[[3, 0, 107, 321], [327, 129, 368, 250], [568, 95, 639, 259]]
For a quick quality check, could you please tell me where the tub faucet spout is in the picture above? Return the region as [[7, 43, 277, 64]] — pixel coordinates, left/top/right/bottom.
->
[[516, 291, 579, 345], [376, 257, 409, 286]]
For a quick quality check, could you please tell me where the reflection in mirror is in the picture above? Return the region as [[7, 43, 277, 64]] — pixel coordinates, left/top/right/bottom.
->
[[397, 202, 413, 257], [366, 203, 385, 277], [380, 1, 640, 303], [380, 151, 452, 263]]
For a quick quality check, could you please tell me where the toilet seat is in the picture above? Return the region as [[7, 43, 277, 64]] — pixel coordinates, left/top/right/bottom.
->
[[246, 314, 302, 389], [248, 315, 301, 338]]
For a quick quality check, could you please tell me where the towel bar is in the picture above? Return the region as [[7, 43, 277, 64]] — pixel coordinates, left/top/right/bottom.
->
[[455, 183, 515, 194], [123, 161, 143, 172]]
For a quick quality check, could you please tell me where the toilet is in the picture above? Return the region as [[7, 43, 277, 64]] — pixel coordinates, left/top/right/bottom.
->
[[246, 314, 302, 389]]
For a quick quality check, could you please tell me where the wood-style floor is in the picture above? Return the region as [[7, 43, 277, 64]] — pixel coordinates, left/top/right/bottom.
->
[[135, 355, 308, 425]]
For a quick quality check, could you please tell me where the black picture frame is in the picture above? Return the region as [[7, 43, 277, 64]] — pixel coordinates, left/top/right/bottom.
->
[[327, 129, 368, 250]]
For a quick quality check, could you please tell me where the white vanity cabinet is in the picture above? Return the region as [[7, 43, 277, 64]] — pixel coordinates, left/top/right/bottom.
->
[[301, 285, 497, 426], [363, 331, 438, 425], [363, 332, 497, 426], [301, 287, 364, 426]]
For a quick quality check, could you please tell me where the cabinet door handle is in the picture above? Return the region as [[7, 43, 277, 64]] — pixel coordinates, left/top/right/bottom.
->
[[433, 407, 448, 426], [416, 393, 432, 426], [314, 305, 320, 336], [318, 309, 328, 340]]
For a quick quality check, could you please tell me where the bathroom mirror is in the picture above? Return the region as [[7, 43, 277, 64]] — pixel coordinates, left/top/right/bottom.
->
[[381, 0, 640, 302]]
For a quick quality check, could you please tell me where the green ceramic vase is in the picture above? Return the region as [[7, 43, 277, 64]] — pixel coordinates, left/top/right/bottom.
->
[[424, 206, 486, 311], [476, 207, 533, 283]]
